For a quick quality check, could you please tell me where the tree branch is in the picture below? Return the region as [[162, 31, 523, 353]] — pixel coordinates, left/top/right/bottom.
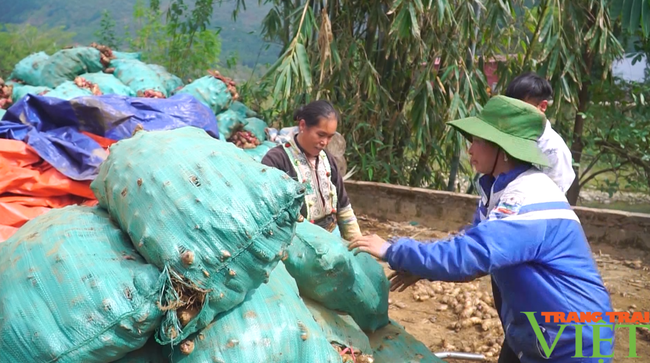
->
[[578, 161, 630, 189], [581, 152, 602, 178]]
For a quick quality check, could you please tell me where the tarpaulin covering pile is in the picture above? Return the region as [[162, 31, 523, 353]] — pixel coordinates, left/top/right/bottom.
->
[[0, 93, 218, 241], [0, 93, 218, 181], [243, 140, 277, 162], [0, 138, 98, 241]]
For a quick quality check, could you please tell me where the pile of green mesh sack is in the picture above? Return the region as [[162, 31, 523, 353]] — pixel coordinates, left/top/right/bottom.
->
[[0, 126, 444, 362], [3, 45, 279, 164]]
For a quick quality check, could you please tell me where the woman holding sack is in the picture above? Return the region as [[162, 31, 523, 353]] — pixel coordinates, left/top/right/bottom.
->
[[261, 100, 362, 241], [348, 96, 614, 363]]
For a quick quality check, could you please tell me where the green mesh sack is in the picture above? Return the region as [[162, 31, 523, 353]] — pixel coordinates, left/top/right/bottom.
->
[[79, 73, 135, 96], [303, 297, 373, 354], [111, 338, 168, 363], [40, 47, 104, 88], [109, 59, 167, 97], [46, 80, 94, 100], [90, 127, 305, 346], [11, 83, 51, 102], [9, 51, 50, 86], [368, 320, 445, 363], [0, 205, 163, 363], [147, 64, 184, 95], [283, 221, 390, 332], [112, 51, 142, 60], [216, 109, 247, 140], [229, 100, 258, 119], [242, 141, 277, 163], [167, 263, 343, 363], [243, 117, 268, 141], [175, 75, 232, 115]]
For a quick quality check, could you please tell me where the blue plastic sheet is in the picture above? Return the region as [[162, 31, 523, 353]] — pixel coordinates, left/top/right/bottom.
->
[[0, 93, 219, 181]]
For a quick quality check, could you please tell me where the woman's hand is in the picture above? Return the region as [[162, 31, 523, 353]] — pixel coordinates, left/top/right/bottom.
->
[[348, 234, 390, 260], [388, 271, 422, 292]]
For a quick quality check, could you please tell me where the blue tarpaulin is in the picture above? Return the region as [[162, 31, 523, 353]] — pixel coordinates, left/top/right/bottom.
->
[[0, 93, 219, 181]]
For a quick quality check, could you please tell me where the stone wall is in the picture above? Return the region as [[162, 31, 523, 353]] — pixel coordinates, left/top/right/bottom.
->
[[345, 181, 650, 250]]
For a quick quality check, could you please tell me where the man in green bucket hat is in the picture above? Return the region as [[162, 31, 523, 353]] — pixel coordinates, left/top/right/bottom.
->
[[349, 95, 614, 363]]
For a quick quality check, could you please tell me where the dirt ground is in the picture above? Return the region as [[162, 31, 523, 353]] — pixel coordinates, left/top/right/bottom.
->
[[358, 215, 650, 362]]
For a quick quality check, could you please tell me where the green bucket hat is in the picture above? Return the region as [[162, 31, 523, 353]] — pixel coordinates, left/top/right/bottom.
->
[[447, 95, 549, 167]]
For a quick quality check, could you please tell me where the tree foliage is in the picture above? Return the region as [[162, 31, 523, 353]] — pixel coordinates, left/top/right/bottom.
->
[[238, 0, 517, 189], [0, 24, 75, 79], [96, 0, 222, 80], [611, 0, 650, 38], [578, 79, 650, 194], [233, 0, 631, 202], [492, 0, 624, 204]]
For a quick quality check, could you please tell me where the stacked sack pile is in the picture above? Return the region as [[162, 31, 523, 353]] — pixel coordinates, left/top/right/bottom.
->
[[0, 44, 284, 240], [0, 43, 275, 156], [0, 126, 443, 363], [0, 44, 445, 363]]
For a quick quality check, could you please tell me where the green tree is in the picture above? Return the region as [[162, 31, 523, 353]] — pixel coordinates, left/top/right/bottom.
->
[[98, 0, 222, 80], [233, 0, 627, 201], [0, 24, 75, 79], [577, 79, 650, 195], [235, 0, 516, 189], [493, 0, 624, 204], [612, 0, 650, 37], [95, 10, 119, 49]]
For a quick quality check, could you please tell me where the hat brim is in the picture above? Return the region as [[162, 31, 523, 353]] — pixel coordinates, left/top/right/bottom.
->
[[448, 116, 549, 167]]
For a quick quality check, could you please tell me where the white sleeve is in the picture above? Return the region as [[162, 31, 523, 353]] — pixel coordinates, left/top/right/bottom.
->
[[540, 151, 574, 194], [536, 126, 576, 194]]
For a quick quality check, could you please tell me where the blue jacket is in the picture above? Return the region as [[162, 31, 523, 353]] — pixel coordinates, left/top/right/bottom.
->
[[384, 166, 615, 363]]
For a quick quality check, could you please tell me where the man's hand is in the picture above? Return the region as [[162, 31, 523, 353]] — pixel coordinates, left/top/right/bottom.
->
[[348, 234, 390, 260], [388, 271, 422, 292]]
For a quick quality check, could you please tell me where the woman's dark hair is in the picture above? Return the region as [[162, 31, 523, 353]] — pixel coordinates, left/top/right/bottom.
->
[[293, 100, 340, 127]]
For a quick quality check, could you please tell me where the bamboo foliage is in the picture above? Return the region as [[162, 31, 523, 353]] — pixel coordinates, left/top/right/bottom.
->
[[491, 0, 624, 203], [237, 0, 624, 192], [238, 0, 516, 189]]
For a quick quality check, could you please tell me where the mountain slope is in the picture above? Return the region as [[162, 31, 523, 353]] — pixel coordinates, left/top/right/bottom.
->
[[0, 0, 280, 67]]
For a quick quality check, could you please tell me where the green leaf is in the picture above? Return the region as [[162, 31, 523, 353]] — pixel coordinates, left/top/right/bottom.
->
[[436, 0, 446, 22], [611, 0, 625, 18], [642, 0, 650, 36], [295, 43, 312, 89], [273, 67, 287, 101], [413, 0, 424, 13], [622, 0, 638, 33], [389, 6, 408, 37], [408, 3, 422, 39], [630, 0, 643, 33], [387, 0, 404, 15]]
